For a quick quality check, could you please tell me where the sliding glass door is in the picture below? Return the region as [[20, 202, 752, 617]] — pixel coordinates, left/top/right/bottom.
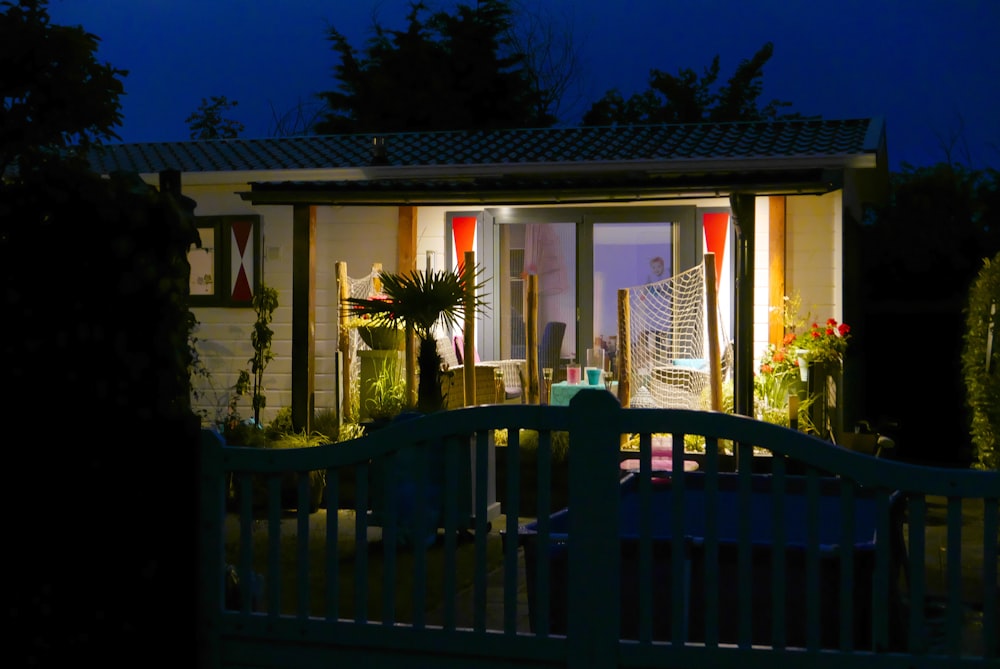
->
[[493, 206, 698, 380]]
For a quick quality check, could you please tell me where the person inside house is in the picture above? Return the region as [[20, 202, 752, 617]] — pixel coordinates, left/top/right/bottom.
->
[[646, 255, 666, 284]]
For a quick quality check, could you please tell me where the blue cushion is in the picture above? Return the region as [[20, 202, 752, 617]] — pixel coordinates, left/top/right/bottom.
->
[[673, 358, 708, 371]]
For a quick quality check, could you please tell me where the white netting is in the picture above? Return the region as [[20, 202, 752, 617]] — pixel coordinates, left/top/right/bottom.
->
[[623, 262, 727, 409], [342, 269, 382, 412]]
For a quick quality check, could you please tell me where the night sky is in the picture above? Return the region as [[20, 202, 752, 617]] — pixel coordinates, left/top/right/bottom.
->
[[47, 0, 1000, 171]]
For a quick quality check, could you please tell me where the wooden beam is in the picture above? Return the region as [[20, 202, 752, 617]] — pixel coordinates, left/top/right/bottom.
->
[[705, 253, 722, 412], [768, 196, 786, 345], [336, 261, 352, 422], [291, 204, 316, 432], [526, 275, 539, 404], [730, 193, 755, 420], [398, 206, 417, 273]]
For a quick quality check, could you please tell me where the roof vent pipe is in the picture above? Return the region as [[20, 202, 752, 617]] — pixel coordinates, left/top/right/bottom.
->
[[370, 136, 388, 165]]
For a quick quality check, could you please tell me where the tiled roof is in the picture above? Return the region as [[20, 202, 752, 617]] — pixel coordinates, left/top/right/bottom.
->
[[88, 118, 884, 175]]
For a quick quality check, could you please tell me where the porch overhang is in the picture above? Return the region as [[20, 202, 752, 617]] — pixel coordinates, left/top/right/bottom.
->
[[239, 167, 844, 206]]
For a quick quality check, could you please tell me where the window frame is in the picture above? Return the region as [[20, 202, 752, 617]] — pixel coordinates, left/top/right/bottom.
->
[[188, 215, 261, 308]]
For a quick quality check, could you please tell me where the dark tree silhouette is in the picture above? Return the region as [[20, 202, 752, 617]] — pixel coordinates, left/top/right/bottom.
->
[[185, 95, 245, 139], [315, 0, 554, 134], [0, 0, 126, 174], [1, 2, 200, 665], [583, 42, 799, 126]]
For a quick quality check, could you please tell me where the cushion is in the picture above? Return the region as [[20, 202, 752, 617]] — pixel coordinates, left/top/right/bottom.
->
[[453, 335, 480, 364], [673, 358, 708, 371]]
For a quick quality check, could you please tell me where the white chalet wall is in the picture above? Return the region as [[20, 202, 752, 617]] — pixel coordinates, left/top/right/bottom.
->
[[752, 192, 843, 368], [155, 172, 846, 426], [787, 192, 842, 326]]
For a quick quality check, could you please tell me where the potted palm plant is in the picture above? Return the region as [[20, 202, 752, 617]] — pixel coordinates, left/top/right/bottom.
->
[[347, 265, 488, 413], [346, 265, 489, 545]]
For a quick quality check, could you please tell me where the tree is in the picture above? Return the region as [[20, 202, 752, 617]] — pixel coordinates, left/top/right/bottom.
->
[[0, 0, 126, 174], [185, 95, 245, 140], [1, 1, 200, 664], [858, 162, 1000, 466], [315, 0, 554, 134], [582, 42, 797, 126], [861, 163, 1000, 301]]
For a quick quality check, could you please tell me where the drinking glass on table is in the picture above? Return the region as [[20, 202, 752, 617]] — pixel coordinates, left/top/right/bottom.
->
[[542, 367, 553, 404], [585, 348, 605, 385], [566, 364, 582, 385]]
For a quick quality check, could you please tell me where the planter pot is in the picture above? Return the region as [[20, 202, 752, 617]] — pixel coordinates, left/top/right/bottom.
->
[[227, 469, 326, 514], [368, 412, 446, 547], [495, 444, 570, 517], [358, 325, 405, 351], [795, 349, 810, 381]]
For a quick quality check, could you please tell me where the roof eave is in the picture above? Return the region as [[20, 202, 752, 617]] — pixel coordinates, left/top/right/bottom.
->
[[239, 174, 843, 207], [116, 152, 877, 186]]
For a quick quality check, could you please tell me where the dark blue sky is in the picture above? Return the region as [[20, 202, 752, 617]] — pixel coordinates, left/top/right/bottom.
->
[[48, 0, 1000, 171]]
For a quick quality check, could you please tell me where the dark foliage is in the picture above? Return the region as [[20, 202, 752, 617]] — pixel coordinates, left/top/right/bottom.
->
[[1, 163, 202, 667], [315, 0, 552, 134], [0, 0, 126, 174], [1, 2, 200, 664], [185, 95, 245, 140], [861, 164, 1000, 301], [858, 164, 1000, 466], [582, 42, 801, 126]]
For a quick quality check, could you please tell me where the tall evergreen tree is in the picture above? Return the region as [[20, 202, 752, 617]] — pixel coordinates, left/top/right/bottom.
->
[[315, 0, 552, 134]]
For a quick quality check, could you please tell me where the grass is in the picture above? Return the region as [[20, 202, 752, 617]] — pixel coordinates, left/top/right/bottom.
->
[[223, 508, 503, 622]]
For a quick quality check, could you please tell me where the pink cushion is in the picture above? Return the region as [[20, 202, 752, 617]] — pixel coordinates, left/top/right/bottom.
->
[[453, 335, 480, 364]]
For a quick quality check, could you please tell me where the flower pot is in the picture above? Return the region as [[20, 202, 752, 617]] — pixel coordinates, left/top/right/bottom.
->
[[795, 349, 810, 381], [358, 324, 405, 350]]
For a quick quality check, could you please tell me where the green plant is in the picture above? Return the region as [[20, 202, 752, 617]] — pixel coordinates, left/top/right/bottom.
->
[[753, 294, 848, 437], [347, 267, 489, 413], [756, 331, 801, 411], [962, 251, 1000, 470], [248, 284, 279, 426], [795, 318, 851, 364], [187, 314, 214, 424], [364, 354, 406, 420]]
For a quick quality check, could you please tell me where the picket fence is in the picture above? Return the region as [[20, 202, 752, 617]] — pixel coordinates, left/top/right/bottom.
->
[[198, 391, 998, 669]]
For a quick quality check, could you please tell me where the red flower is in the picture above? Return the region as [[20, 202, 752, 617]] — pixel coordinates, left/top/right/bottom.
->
[[826, 328, 835, 336], [811, 331, 820, 339], [838, 323, 850, 336], [761, 364, 773, 374], [782, 332, 797, 346], [826, 318, 838, 327]]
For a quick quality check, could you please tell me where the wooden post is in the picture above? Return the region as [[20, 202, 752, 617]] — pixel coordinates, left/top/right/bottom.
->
[[405, 322, 416, 408], [372, 262, 382, 293], [463, 251, 476, 406], [705, 253, 722, 412], [337, 261, 352, 423], [526, 275, 539, 404], [617, 288, 630, 407]]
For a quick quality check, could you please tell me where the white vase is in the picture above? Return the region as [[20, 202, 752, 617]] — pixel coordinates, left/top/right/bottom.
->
[[796, 349, 809, 382]]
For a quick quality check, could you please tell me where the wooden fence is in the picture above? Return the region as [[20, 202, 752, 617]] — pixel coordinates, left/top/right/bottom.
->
[[198, 391, 998, 668]]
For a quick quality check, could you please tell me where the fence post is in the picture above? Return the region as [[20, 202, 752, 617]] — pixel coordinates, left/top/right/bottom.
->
[[567, 391, 621, 668]]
